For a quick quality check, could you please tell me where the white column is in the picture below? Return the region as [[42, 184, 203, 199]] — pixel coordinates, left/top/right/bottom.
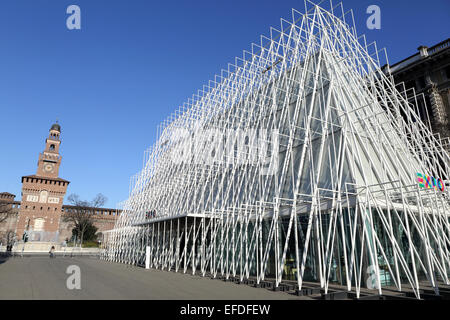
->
[[145, 246, 150, 269]]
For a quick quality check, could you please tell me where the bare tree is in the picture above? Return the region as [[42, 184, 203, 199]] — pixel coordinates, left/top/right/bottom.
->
[[63, 193, 107, 247], [0, 202, 13, 223], [0, 201, 14, 247]]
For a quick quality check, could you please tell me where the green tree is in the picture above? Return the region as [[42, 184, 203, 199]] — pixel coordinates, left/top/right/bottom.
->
[[72, 221, 98, 241]]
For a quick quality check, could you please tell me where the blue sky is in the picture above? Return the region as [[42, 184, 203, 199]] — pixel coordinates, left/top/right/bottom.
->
[[0, 0, 449, 208]]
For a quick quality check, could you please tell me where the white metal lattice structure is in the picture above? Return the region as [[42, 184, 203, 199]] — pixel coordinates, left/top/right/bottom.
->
[[102, 1, 450, 299]]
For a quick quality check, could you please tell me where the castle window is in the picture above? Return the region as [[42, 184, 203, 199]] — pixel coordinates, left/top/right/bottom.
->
[[39, 190, 48, 203], [49, 144, 55, 151], [33, 218, 45, 232]]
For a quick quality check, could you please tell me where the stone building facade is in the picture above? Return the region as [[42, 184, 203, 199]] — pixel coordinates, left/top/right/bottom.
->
[[58, 205, 119, 243], [383, 38, 450, 153], [0, 123, 119, 245], [0, 193, 119, 245]]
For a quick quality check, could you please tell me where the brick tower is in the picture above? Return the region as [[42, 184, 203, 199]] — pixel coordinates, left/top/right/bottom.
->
[[16, 123, 70, 242]]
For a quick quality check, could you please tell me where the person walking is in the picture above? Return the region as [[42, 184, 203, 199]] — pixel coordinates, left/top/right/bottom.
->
[[49, 246, 55, 258]]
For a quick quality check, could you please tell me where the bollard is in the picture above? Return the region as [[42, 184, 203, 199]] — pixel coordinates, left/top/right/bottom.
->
[[145, 246, 150, 269]]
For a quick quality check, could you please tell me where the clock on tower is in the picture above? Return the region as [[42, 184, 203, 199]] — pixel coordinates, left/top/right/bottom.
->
[[16, 122, 70, 242]]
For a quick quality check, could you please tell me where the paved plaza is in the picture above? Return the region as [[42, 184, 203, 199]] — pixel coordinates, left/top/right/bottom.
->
[[0, 256, 302, 300]]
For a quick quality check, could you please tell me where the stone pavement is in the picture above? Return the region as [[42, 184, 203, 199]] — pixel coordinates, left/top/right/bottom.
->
[[0, 256, 304, 300]]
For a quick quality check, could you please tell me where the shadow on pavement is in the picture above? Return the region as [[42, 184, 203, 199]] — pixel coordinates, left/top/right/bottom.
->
[[0, 253, 11, 265]]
